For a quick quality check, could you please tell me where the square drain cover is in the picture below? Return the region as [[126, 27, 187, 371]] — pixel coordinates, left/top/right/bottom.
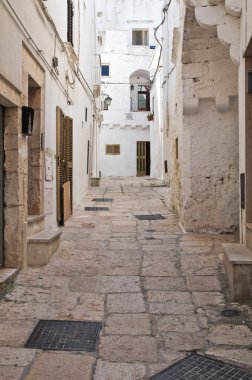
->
[[135, 214, 165, 220], [150, 353, 252, 380], [85, 207, 109, 211], [25, 320, 102, 352], [92, 198, 114, 202]]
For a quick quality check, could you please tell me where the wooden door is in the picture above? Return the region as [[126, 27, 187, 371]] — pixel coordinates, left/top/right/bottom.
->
[[56, 107, 73, 224], [137, 141, 147, 177]]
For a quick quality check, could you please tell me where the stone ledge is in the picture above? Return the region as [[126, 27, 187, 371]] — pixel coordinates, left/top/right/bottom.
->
[[27, 230, 62, 266], [28, 230, 62, 244], [222, 243, 252, 300], [0, 268, 18, 291], [27, 214, 45, 224], [223, 243, 252, 265]]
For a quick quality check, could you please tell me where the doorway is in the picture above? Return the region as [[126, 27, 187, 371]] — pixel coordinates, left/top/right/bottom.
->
[[137, 141, 150, 176], [56, 107, 73, 225], [0, 105, 5, 267]]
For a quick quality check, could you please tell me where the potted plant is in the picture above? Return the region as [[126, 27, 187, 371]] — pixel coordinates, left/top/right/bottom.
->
[[147, 112, 154, 121]]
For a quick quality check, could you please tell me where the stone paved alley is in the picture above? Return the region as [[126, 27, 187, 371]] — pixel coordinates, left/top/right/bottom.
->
[[0, 177, 252, 379]]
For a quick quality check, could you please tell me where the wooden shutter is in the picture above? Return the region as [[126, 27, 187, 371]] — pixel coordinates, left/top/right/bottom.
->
[[65, 116, 73, 213], [56, 108, 73, 224], [56, 106, 65, 223]]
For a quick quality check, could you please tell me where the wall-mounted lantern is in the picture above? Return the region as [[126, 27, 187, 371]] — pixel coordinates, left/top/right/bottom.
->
[[131, 84, 134, 91], [104, 95, 112, 106], [22, 106, 34, 136]]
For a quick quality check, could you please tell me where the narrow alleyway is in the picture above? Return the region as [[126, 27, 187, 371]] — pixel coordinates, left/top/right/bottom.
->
[[0, 177, 251, 379]]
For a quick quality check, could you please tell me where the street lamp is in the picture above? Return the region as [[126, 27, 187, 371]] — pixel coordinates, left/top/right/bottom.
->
[[104, 95, 112, 106]]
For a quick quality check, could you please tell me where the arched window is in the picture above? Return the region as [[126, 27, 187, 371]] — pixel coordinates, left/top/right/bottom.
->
[[129, 70, 150, 112]]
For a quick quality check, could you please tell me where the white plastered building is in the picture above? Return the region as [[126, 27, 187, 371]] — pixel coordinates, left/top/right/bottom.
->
[[96, 0, 163, 177]]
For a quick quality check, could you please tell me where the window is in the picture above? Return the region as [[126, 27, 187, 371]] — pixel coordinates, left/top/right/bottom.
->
[[105, 144, 120, 155], [85, 107, 88, 122], [138, 85, 150, 111], [101, 65, 110, 77], [132, 29, 149, 46], [67, 0, 74, 46]]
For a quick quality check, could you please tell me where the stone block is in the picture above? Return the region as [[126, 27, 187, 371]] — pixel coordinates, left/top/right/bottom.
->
[[25, 352, 95, 380], [94, 361, 146, 380], [4, 172, 24, 207], [27, 230, 61, 266], [5, 148, 28, 174], [207, 325, 252, 346], [107, 293, 146, 313], [105, 313, 151, 335], [222, 243, 252, 300], [99, 336, 158, 362]]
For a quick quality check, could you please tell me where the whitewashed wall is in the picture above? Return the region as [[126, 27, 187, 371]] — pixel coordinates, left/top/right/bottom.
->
[[96, 0, 163, 177], [0, 0, 98, 229]]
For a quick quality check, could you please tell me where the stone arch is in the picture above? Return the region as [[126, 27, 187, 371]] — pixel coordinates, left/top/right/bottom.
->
[[129, 69, 150, 112]]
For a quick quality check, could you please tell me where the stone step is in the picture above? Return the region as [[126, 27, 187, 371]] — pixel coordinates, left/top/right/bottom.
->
[[0, 268, 18, 292], [27, 215, 45, 238], [246, 223, 252, 251], [222, 243, 252, 300], [27, 230, 62, 266]]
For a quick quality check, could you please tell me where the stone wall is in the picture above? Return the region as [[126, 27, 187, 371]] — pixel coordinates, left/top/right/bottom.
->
[[171, 7, 239, 232]]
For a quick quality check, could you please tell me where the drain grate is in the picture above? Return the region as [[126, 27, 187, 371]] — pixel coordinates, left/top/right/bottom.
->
[[85, 207, 109, 211], [145, 237, 156, 240], [25, 320, 102, 352], [150, 353, 252, 380], [146, 229, 156, 232], [135, 214, 165, 221], [92, 198, 114, 202]]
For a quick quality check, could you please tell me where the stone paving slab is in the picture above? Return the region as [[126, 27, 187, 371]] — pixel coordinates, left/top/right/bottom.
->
[[0, 177, 250, 379]]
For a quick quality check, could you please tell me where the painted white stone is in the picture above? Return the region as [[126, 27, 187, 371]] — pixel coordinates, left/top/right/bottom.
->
[[225, 0, 242, 17], [195, 5, 228, 29]]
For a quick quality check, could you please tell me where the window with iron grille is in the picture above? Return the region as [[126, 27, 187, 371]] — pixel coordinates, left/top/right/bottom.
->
[[67, 0, 74, 46], [105, 144, 120, 155]]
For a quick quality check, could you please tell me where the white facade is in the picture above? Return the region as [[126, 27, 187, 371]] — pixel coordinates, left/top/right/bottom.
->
[[96, 0, 163, 177], [151, 0, 240, 233], [0, 0, 100, 267]]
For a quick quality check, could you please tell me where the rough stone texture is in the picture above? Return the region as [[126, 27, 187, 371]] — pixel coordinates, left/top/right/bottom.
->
[[99, 336, 158, 362], [94, 360, 146, 380], [105, 314, 151, 335], [0, 177, 249, 378], [164, 332, 206, 351], [207, 325, 252, 346], [24, 352, 95, 380], [107, 293, 146, 313], [167, 6, 239, 233]]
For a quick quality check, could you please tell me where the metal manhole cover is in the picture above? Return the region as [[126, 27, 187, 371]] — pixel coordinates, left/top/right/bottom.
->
[[85, 207, 109, 211], [221, 309, 241, 317], [135, 214, 165, 220], [92, 198, 114, 202], [150, 353, 252, 380], [25, 320, 102, 352]]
